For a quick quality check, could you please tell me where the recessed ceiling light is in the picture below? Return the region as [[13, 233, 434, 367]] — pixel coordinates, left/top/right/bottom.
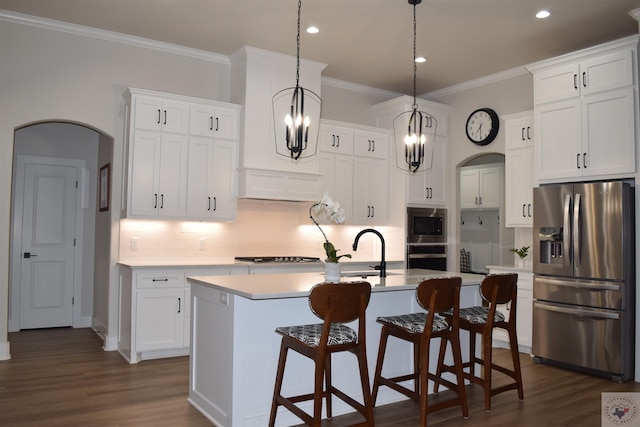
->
[[415, 57, 427, 63], [306, 26, 319, 34], [536, 10, 550, 19]]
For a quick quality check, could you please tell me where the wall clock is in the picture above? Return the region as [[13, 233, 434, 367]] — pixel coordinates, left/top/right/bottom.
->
[[465, 107, 499, 146]]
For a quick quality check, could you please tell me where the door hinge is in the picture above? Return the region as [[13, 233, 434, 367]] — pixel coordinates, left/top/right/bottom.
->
[[72, 297, 75, 305], [74, 238, 76, 247], [76, 180, 79, 188]]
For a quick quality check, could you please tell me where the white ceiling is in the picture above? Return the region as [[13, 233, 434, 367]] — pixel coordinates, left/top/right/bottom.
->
[[2, 0, 640, 95]]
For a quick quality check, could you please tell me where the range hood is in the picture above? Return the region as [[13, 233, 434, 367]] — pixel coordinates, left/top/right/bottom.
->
[[230, 46, 327, 202]]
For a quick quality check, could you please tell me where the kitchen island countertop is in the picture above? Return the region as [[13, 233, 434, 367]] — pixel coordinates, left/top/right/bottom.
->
[[187, 269, 485, 300]]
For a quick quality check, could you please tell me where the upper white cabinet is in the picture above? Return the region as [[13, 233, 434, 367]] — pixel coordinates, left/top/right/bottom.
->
[[230, 46, 327, 201], [133, 95, 189, 134], [318, 120, 389, 225], [528, 36, 638, 182], [504, 111, 534, 227], [371, 95, 451, 208], [125, 88, 240, 220], [460, 165, 503, 210], [189, 102, 238, 140], [406, 139, 447, 206]]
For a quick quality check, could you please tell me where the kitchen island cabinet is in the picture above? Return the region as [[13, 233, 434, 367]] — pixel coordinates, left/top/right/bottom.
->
[[187, 269, 484, 427]]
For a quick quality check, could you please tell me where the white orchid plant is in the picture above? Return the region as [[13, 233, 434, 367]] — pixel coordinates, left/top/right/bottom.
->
[[309, 192, 352, 263]]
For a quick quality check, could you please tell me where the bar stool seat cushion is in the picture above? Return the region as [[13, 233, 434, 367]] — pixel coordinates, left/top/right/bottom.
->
[[276, 323, 357, 347], [446, 306, 505, 325], [377, 312, 448, 334]]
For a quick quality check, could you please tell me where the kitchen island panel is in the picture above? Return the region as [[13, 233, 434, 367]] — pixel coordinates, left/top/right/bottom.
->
[[188, 271, 483, 426]]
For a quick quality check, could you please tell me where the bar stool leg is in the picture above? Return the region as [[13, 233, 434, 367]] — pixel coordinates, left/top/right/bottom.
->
[[269, 342, 289, 427], [325, 354, 333, 418], [482, 327, 493, 411], [508, 324, 524, 400], [372, 326, 390, 405], [355, 345, 375, 424], [313, 356, 325, 426]]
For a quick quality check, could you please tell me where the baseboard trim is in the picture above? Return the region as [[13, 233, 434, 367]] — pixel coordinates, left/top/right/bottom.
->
[[0, 340, 11, 360]]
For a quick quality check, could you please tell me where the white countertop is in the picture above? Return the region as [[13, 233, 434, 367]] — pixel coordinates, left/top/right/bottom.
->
[[187, 268, 486, 300], [118, 258, 404, 268], [486, 264, 533, 273]]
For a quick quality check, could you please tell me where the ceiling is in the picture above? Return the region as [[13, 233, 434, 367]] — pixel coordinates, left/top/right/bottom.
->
[[2, 0, 640, 95]]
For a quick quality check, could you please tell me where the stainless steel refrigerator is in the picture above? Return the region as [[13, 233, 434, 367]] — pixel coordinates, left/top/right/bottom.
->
[[532, 180, 635, 381]]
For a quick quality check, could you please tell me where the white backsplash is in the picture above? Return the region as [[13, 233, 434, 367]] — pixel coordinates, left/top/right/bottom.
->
[[119, 199, 405, 263]]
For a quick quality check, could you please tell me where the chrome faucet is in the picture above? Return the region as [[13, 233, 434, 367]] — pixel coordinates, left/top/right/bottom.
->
[[352, 228, 386, 278]]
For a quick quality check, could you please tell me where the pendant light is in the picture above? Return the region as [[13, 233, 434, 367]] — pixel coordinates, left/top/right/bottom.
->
[[272, 0, 321, 160], [393, 0, 436, 173]]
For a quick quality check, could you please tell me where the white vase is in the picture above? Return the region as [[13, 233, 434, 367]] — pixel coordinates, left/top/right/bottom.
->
[[325, 262, 341, 283], [518, 258, 526, 269]]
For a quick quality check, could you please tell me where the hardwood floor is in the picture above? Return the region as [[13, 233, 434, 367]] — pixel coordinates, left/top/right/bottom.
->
[[1, 327, 639, 426]]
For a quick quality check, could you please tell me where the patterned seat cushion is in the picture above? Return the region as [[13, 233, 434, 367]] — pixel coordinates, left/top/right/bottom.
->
[[444, 306, 505, 324], [376, 312, 448, 334], [275, 323, 357, 347]]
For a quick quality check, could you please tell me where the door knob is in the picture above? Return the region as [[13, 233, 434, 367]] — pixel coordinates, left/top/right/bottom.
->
[[23, 252, 37, 258]]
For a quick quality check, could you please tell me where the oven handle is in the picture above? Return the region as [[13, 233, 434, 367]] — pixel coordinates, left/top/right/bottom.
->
[[534, 301, 620, 320], [407, 253, 447, 259], [535, 277, 620, 291]]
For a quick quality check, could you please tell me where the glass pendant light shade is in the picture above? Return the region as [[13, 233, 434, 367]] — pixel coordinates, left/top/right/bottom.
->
[[273, 84, 321, 160], [272, 0, 321, 160]]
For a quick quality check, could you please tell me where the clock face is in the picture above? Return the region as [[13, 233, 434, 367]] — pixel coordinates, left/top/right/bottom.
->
[[466, 108, 499, 146]]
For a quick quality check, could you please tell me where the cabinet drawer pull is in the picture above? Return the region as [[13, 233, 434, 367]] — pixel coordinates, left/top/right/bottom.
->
[[213, 197, 217, 211], [582, 71, 587, 88], [209, 116, 214, 131], [583, 152, 587, 168], [371, 205, 375, 217], [152, 278, 169, 282], [163, 110, 167, 125], [208, 197, 211, 211], [160, 194, 164, 209], [521, 127, 525, 141], [157, 109, 161, 124], [215, 117, 219, 131], [523, 204, 526, 217], [573, 74, 578, 90], [576, 153, 581, 169], [154, 193, 158, 209], [178, 297, 181, 313], [528, 204, 532, 217], [527, 126, 531, 140]]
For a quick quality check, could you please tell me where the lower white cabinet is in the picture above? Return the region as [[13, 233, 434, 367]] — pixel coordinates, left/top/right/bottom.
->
[[118, 265, 248, 363], [488, 268, 533, 353]]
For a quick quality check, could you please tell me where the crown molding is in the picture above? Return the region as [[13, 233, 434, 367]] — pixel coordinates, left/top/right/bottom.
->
[[321, 76, 403, 99], [423, 66, 530, 100], [0, 9, 229, 64]]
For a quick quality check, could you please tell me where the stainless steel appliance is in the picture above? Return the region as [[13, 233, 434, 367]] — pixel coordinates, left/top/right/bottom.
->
[[406, 245, 447, 271], [406, 207, 446, 244], [532, 180, 635, 381]]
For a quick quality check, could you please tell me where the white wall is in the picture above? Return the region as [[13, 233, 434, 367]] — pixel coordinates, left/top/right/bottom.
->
[[0, 17, 232, 356]]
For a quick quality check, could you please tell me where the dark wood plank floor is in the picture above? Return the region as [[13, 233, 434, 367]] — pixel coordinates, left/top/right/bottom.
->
[[1, 327, 639, 426]]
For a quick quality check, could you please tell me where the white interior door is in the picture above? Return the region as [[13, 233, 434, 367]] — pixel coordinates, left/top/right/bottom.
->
[[20, 163, 78, 329]]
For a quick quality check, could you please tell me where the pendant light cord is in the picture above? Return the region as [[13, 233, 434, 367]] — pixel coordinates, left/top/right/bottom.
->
[[295, 0, 301, 88], [412, 2, 417, 110]]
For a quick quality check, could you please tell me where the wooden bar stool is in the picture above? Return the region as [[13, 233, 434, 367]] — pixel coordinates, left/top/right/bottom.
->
[[371, 276, 468, 426], [436, 273, 524, 411], [268, 281, 374, 427]]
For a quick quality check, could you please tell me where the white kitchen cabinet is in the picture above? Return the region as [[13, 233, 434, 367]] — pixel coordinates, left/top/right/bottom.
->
[[118, 264, 247, 364], [319, 152, 353, 222], [489, 268, 533, 353], [352, 156, 388, 225], [528, 36, 638, 182], [136, 287, 186, 352], [406, 138, 447, 206], [460, 165, 502, 210], [351, 132, 389, 225], [133, 94, 189, 134], [128, 130, 188, 218], [186, 136, 238, 221], [504, 112, 534, 227], [319, 123, 354, 155], [125, 88, 240, 220], [189, 102, 238, 140]]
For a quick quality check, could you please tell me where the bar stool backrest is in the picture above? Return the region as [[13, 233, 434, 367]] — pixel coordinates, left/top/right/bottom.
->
[[416, 276, 462, 313], [309, 281, 372, 323], [479, 273, 518, 306]]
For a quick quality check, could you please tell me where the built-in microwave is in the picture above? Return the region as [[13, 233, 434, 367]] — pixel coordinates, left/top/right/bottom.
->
[[407, 207, 447, 244]]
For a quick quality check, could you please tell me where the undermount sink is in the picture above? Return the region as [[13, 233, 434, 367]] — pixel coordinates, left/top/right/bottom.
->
[[341, 271, 399, 278]]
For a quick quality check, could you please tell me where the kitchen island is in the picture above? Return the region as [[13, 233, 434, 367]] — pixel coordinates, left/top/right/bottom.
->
[[186, 269, 484, 427]]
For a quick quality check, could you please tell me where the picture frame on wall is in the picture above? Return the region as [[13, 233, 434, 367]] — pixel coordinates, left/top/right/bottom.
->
[[99, 163, 110, 212]]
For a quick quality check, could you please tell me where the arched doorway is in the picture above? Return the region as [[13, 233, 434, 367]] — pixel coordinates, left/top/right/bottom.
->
[[457, 153, 514, 273], [9, 121, 113, 333]]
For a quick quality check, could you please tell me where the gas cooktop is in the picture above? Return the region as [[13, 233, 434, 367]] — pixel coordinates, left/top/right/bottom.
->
[[234, 256, 322, 264]]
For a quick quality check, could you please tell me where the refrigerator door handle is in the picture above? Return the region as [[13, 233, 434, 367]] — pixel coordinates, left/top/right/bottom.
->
[[535, 277, 620, 292], [563, 194, 572, 267], [534, 301, 620, 320], [573, 193, 581, 267]]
